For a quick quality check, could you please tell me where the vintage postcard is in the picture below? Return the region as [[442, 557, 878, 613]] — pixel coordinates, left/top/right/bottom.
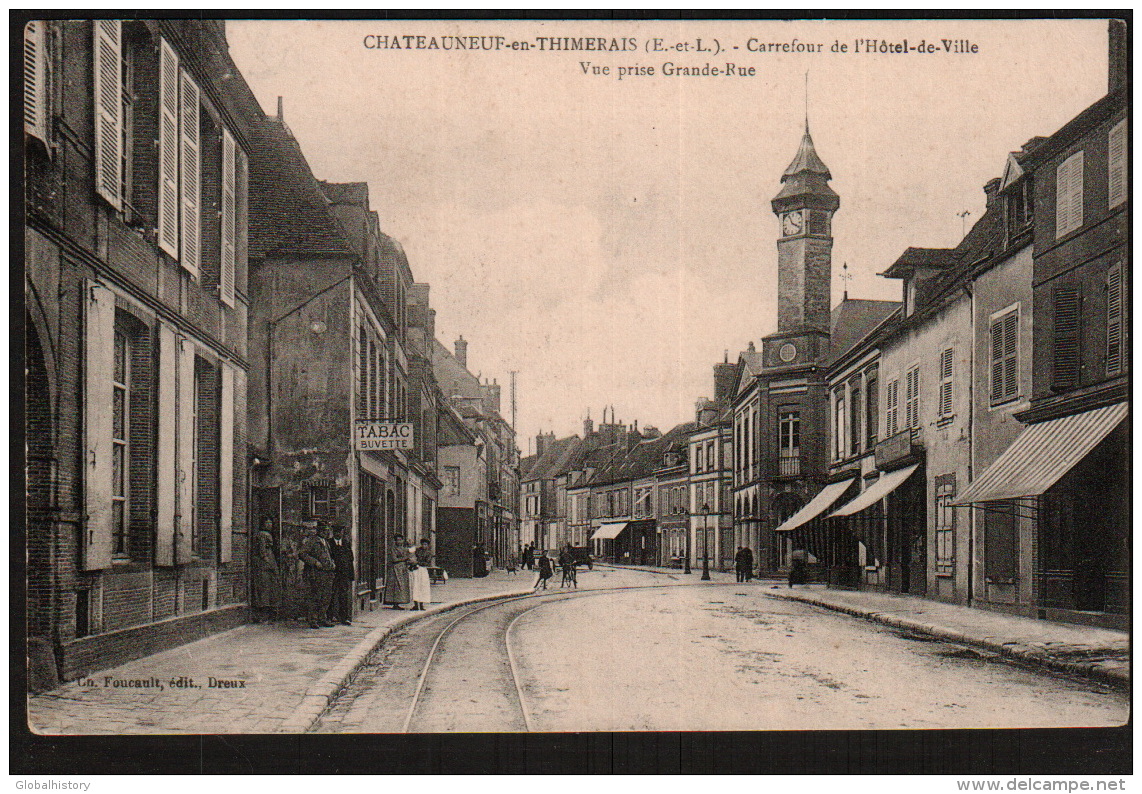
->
[[19, 14, 1129, 770]]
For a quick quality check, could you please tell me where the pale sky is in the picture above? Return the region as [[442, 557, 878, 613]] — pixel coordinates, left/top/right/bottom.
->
[[226, 19, 1109, 451]]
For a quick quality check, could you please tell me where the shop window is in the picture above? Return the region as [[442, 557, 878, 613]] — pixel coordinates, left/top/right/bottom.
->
[[984, 501, 1018, 582]]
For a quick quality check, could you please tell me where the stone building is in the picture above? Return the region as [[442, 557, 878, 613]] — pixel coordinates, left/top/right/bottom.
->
[[24, 20, 258, 683]]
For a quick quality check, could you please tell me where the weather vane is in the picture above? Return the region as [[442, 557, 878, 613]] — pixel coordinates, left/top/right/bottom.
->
[[841, 261, 852, 300]]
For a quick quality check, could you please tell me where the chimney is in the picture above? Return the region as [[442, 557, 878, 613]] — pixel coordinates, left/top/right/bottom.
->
[[984, 177, 1002, 208], [713, 361, 737, 403], [276, 96, 284, 121], [1109, 19, 1127, 93], [455, 335, 468, 367], [583, 414, 594, 436], [535, 432, 554, 457]]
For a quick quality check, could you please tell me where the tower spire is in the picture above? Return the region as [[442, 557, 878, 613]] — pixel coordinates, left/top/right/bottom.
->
[[804, 70, 809, 133]]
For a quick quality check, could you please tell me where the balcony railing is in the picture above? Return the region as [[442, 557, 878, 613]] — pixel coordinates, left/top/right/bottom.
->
[[777, 453, 801, 477]]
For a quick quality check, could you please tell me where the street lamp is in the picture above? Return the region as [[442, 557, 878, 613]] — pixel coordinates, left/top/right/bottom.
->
[[701, 503, 711, 581]]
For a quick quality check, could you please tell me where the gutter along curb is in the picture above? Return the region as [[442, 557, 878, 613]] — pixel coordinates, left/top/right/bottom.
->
[[280, 587, 536, 732], [765, 589, 1129, 692]]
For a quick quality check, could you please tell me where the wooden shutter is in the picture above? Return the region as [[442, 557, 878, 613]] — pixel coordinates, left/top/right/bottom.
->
[[155, 322, 178, 566], [939, 348, 953, 417], [84, 282, 115, 570], [886, 379, 898, 437], [176, 337, 197, 562], [1052, 285, 1081, 390], [1002, 312, 1018, 399], [179, 69, 201, 278], [1108, 119, 1127, 209], [1055, 151, 1083, 239], [92, 20, 122, 209], [158, 38, 179, 258], [24, 21, 47, 142], [235, 147, 249, 295], [990, 319, 1005, 401], [220, 129, 236, 307], [905, 368, 919, 429], [219, 363, 234, 563], [1107, 262, 1124, 376]]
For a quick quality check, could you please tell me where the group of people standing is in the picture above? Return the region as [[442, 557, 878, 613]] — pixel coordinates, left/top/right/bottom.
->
[[251, 518, 436, 627], [252, 518, 355, 628], [383, 534, 433, 611], [733, 546, 755, 583], [527, 543, 583, 591]]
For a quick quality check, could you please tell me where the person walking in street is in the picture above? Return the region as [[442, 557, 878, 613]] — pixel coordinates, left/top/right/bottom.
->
[[742, 545, 755, 582], [384, 533, 412, 609], [522, 543, 534, 571], [327, 523, 355, 626], [410, 537, 432, 611], [559, 544, 577, 588], [299, 521, 336, 628], [533, 551, 554, 591], [734, 546, 748, 583], [252, 517, 281, 623]]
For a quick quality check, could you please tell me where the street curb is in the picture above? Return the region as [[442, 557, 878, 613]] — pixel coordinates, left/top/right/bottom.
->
[[765, 590, 1130, 692], [280, 588, 535, 732], [598, 562, 783, 584]]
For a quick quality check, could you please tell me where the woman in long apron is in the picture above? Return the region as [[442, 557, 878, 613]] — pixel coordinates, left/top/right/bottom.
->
[[383, 533, 411, 609], [410, 538, 432, 610]]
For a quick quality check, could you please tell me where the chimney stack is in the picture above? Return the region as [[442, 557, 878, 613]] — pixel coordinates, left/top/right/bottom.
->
[[983, 177, 1002, 208], [455, 335, 468, 367], [1109, 19, 1127, 93], [583, 413, 594, 436]]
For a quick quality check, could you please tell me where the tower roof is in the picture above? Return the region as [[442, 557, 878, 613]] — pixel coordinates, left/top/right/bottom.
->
[[782, 127, 832, 180]]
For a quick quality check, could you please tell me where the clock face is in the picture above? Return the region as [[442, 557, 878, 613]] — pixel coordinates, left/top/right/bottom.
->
[[779, 343, 797, 363], [782, 210, 803, 237]]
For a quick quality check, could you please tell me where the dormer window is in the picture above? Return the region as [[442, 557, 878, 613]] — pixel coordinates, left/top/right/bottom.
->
[[1005, 178, 1033, 243]]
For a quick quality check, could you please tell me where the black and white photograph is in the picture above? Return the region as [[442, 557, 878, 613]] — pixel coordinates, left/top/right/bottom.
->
[[16, 13, 1130, 774]]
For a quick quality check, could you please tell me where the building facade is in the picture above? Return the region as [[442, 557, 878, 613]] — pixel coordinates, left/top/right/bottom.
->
[[25, 20, 257, 683]]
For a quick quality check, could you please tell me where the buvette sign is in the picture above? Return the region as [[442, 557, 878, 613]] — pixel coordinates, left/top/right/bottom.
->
[[355, 421, 414, 451]]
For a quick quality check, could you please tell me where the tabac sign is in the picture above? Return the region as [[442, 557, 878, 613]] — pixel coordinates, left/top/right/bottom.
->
[[355, 421, 414, 451]]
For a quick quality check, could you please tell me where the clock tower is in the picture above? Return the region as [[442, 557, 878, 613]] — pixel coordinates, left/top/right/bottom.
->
[[770, 124, 839, 340]]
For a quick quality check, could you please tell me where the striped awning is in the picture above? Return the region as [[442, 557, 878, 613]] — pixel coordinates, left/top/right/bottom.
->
[[953, 402, 1127, 505], [830, 463, 920, 517], [774, 478, 855, 532], [591, 522, 628, 541]]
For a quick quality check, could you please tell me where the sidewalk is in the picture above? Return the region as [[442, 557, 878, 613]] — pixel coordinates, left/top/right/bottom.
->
[[598, 561, 780, 585], [27, 572, 535, 735], [767, 585, 1130, 690]]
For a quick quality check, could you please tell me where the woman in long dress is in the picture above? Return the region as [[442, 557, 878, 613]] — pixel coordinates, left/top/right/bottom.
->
[[252, 518, 280, 622], [410, 538, 432, 610], [383, 533, 411, 609]]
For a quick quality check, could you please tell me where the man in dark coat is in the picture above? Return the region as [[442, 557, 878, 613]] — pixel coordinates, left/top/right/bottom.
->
[[472, 543, 488, 577], [299, 521, 336, 628], [734, 546, 748, 583], [522, 544, 534, 571], [741, 545, 755, 582], [327, 523, 355, 626]]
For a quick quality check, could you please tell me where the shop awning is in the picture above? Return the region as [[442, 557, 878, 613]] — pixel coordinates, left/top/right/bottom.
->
[[830, 463, 920, 517], [591, 522, 628, 541], [774, 478, 855, 532], [952, 402, 1127, 505]]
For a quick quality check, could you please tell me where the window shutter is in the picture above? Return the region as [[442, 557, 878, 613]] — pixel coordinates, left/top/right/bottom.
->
[[220, 129, 236, 307], [1002, 312, 1019, 399], [219, 363, 234, 563], [158, 38, 179, 258], [176, 337, 197, 562], [24, 21, 47, 142], [1108, 120, 1127, 209], [155, 322, 178, 566], [886, 379, 898, 436], [84, 282, 115, 570], [1068, 151, 1084, 232], [990, 319, 1005, 401], [235, 147, 249, 295], [92, 20, 122, 209], [905, 368, 919, 429], [939, 348, 953, 417], [1106, 262, 1124, 376], [1052, 285, 1081, 390], [179, 69, 201, 278]]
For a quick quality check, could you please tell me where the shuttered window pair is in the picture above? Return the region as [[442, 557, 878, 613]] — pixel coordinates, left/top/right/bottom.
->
[[84, 280, 237, 570], [938, 348, 955, 418], [157, 37, 202, 279], [904, 366, 920, 431], [885, 378, 899, 438], [990, 309, 1020, 405], [24, 21, 48, 143], [1055, 150, 1084, 239]]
